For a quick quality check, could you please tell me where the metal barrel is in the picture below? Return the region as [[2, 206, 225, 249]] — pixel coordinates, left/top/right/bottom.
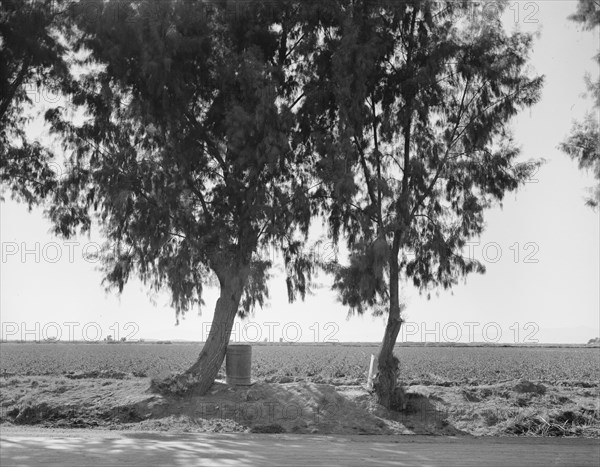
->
[[225, 344, 252, 385]]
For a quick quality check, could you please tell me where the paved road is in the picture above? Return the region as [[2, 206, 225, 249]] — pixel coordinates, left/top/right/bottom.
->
[[1, 429, 599, 466]]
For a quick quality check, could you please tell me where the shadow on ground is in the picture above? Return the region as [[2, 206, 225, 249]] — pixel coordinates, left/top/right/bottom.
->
[[2, 431, 599, 467]]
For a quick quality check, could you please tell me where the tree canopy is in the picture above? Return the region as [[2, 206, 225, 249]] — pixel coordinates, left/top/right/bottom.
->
[[1, 0, 74, 205], [300, 0, 543, 407], [560, 0, 599, 208], [46, 0, 317, 318]]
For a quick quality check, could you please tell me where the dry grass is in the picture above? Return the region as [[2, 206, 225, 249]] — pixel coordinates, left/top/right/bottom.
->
[[504, 408, 600, 437]]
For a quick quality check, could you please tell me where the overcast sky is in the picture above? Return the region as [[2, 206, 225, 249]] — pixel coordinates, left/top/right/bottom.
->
[[1, 1, 598, 344]]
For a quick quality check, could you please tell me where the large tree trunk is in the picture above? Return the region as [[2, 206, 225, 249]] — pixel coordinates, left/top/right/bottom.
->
[[374, 252, 403, 410], [185, 268, 247, 393], [150, 266, 248, 396]]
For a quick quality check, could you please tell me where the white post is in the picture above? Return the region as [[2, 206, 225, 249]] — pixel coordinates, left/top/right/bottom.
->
[[367, 354, 376, 390]]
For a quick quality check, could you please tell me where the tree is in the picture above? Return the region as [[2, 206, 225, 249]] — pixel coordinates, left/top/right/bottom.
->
[[46, 0, 318, 395], [302, 0, 543, 408], [0, 0, 74, 205], [568, 0, 600, 30], [559, 0, 599, 208]]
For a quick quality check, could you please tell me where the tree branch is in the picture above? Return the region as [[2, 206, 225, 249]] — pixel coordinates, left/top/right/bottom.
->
[[0, 57, 31, 123], [409, 77, 471, 221], [371, 93, 383, 229], [353, 136, 380, 214], [186, 179, 212, 225]]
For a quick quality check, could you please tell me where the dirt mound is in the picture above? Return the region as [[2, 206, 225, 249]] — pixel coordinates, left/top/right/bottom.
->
[[0, 377, 406, 434], [142, 381, 395, 434], [2, 376, 597, 437]]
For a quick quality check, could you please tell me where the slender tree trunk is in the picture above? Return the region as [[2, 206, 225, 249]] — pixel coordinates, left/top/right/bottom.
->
[[375, 7, 417, 410], [374, 249, 403, 410], [151, 265, 248, 396]]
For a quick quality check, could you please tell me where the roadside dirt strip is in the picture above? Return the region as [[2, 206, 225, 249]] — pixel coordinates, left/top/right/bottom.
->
[[1, 429, 599, 467]]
